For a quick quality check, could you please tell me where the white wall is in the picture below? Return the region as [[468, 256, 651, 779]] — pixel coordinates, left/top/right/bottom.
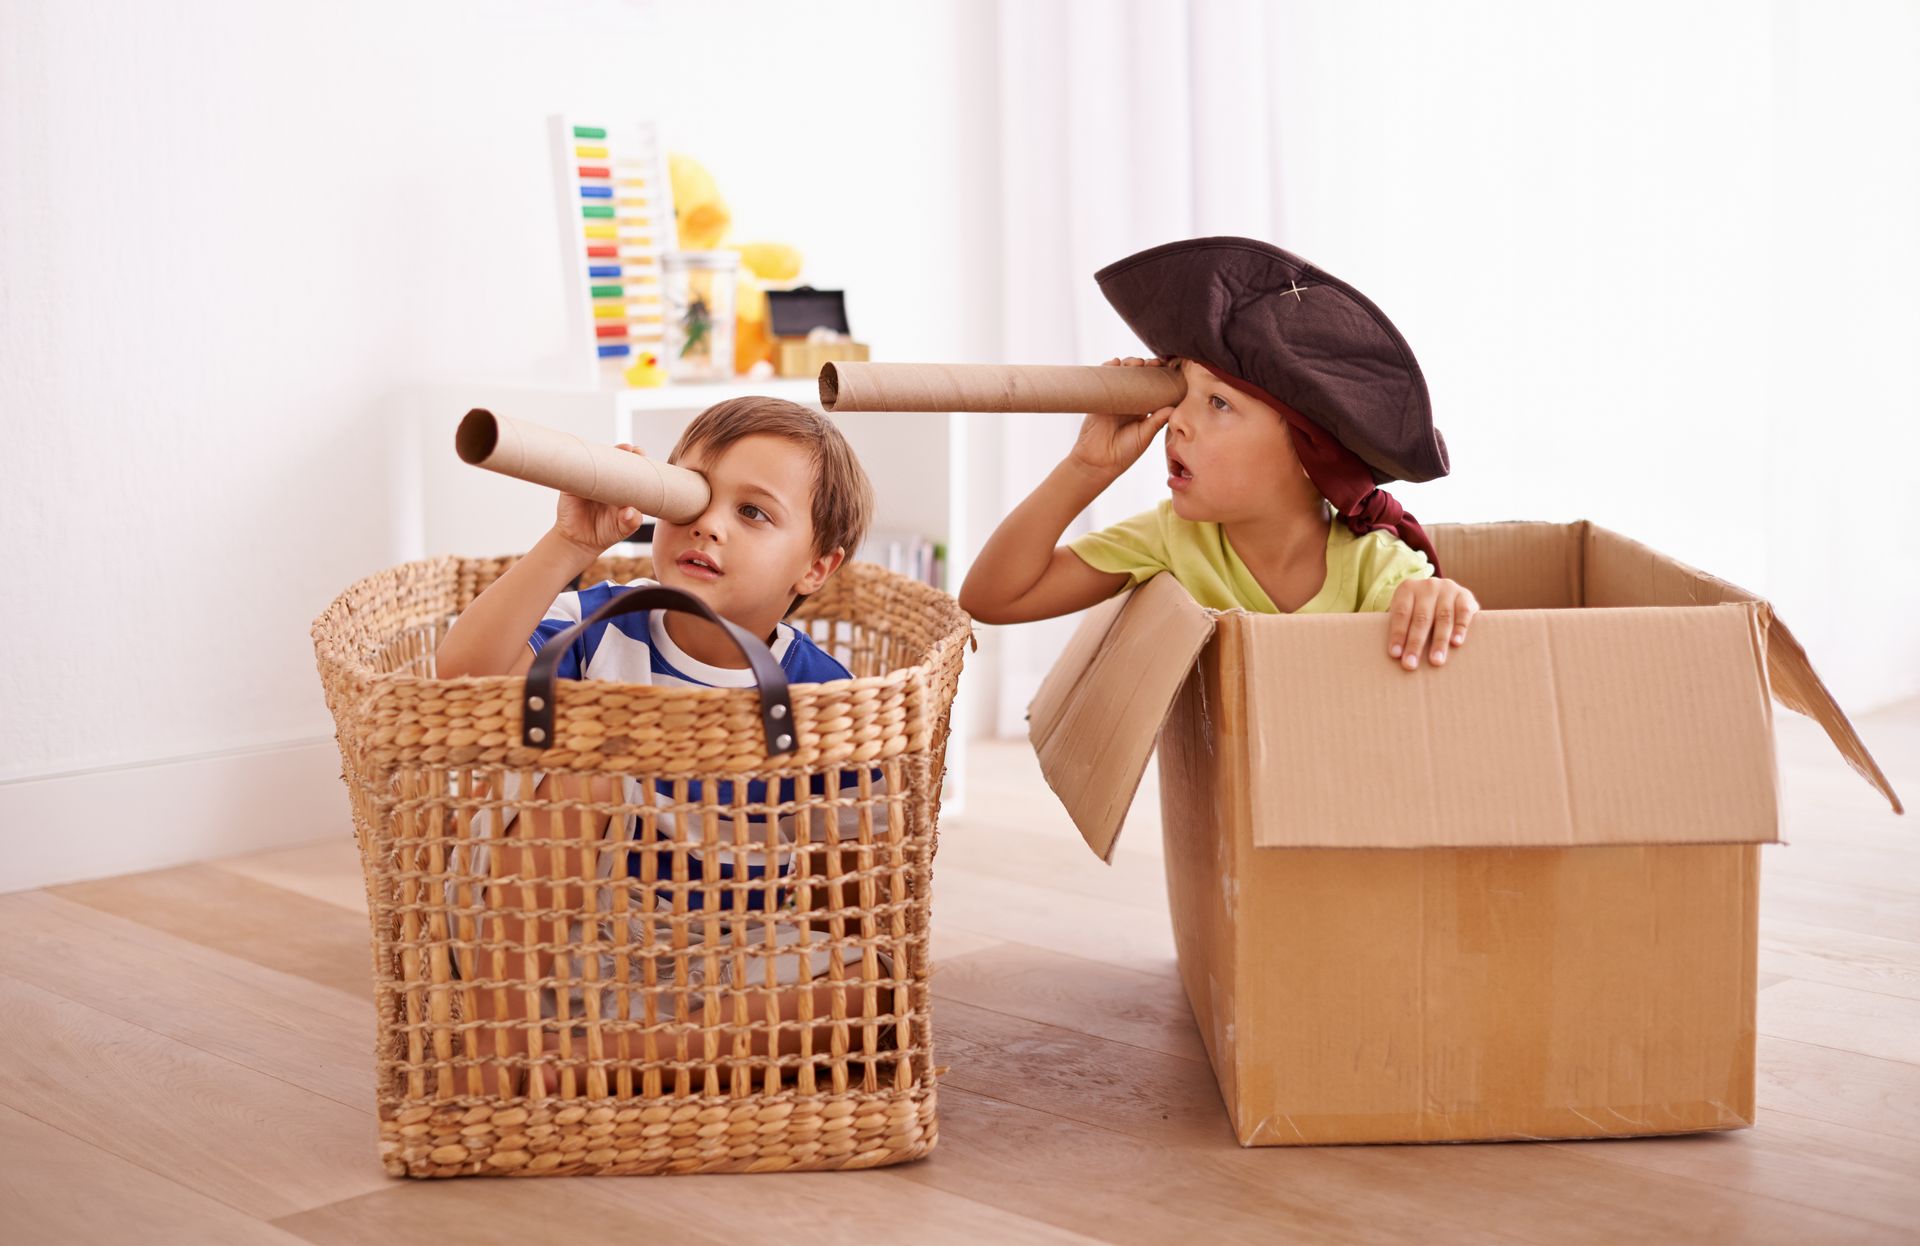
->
[[0, 0, 999, 889], [972, 0, 1920, 732], [4, 0, 1914, 889], [1257, 0, 1920, 714], [1762, 0, 1920, 719]]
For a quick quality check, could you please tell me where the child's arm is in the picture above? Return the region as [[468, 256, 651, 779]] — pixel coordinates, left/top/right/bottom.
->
[[959, 361, 1171, 625], [435, 443, 650, 680]]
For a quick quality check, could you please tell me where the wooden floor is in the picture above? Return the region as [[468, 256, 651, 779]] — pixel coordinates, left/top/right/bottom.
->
[[5, 704, 1918, 1245]]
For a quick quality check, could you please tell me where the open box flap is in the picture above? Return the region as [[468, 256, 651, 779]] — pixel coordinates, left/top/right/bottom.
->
[[1027, 574, 1217, 861], [1760, 609, 1902, 813], [1584, 523, 1903, 814]]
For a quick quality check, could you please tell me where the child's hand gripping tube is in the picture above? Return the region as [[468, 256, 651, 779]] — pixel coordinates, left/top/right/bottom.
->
[[455, 408, 712, 524], [520, 584, 798, 758]]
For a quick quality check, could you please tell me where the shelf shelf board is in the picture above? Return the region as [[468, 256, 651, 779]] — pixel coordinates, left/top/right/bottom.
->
[[616, 376, 822, 413]]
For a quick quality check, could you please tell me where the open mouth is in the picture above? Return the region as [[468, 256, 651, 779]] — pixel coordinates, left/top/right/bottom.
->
[[676, 549, 723, 579], [1167, 453, 1194, 490]]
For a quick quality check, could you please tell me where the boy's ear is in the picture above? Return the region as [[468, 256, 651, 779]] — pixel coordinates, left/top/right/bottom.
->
[[793, 546, 846, 597]]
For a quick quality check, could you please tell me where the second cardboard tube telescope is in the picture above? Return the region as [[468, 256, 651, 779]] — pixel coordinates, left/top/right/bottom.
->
[[455, 408, 712, 524], [819, 361, 1185, 414]]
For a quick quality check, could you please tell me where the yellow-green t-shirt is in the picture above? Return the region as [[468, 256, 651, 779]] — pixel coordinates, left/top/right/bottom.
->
[[1068, 501, 1433, 613]]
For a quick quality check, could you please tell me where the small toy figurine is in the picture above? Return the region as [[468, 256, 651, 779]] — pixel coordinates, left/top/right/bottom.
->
[[678, 293, 712, 360]]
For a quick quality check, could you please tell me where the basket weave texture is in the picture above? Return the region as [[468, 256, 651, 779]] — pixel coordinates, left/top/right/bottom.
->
[[312, 555, 970, 1177]]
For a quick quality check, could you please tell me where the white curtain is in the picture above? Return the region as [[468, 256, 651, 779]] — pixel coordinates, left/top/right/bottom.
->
[[973, 1, 1920, 732], [985, 0, 1288, 734]]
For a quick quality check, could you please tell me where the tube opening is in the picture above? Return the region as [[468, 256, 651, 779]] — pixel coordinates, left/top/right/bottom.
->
[[455, 409, 499, 464]]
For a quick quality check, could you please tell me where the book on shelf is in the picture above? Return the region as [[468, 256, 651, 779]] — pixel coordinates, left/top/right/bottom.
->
[[857, 530, 945, 590]]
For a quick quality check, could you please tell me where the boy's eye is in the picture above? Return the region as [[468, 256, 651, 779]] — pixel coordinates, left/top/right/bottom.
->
[[739, 503, 770, 522], [1209, 394, 1230, 412]]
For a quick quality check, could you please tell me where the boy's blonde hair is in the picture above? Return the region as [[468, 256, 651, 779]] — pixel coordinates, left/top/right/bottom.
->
[[668, 397, 874, 561]]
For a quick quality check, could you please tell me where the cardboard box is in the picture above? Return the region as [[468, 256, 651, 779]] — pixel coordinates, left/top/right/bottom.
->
[[776, 337, 869, 379], [1029, 520, 1902, 1146], [765, 285, 869, 378]]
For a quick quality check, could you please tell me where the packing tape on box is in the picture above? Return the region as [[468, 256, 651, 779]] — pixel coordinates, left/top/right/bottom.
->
[[455, 408, 710, 524], [819, 361, 1186, 413]]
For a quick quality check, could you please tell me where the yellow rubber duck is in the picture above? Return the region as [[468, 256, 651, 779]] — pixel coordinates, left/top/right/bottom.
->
[[624, 350, 669, 388]]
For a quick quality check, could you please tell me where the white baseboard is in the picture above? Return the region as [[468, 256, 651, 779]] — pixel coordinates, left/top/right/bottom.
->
[[0, 737, 350, 894]]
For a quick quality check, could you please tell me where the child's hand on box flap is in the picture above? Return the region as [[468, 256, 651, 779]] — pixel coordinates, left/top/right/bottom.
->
[[1068, 358, 1175, 478], [555, 442, 650, 556], [1387, 577, 1479, 671]]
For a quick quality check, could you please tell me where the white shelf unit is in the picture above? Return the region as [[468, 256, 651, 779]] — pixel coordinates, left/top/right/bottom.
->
[[410, 377, 971, 810]]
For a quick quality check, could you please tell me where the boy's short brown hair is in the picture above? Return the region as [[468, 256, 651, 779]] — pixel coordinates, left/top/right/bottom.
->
[[668, 396, 874, 560]]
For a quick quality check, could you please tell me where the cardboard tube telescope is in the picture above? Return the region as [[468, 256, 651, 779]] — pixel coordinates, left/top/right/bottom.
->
[[454, 408, 711, 524], [819, 361, 1186, 414]]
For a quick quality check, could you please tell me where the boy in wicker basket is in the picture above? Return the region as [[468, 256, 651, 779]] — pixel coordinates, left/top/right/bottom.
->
[[436, 396, 887, 1091]]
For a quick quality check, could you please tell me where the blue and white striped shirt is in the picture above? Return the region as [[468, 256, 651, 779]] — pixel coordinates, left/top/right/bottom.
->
[[528, 577, 853, 690]]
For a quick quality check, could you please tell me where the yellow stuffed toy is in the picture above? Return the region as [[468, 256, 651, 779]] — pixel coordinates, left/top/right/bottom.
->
[[667, 152, 731, 250], [668, 153, 805, 376]]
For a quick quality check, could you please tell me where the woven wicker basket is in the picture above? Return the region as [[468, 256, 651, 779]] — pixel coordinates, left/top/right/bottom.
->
[[312, 554, 970, 1177]]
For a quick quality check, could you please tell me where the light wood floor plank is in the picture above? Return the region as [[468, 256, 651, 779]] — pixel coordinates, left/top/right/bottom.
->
[[587, 1166, 1109, 1245], [1759, 978, 1920, 1065], [1757, 1036, 1920, 1141], [1327, 1135, 1894, 1246], [272, 1177, 735, 1246], [1767, 829, 1919, 893], [214, 838, 371, 914], [52, 864, 378, 999], [934, 792, 1172, 912], [935, 863, 1182, 979], [1552, 1106, 1920, 1234], [0, 1102, 309, 1246], [0, 975, 388, 1220], [1759, 872, 1919, 944], [275, 1144, 1100, 1246], [932, 998, 1897, 1244], [932, 941, 1208, 1062], [930, 925, 1010, 963], [1759, 919, 1920, 1000], [937, 996, 1236, 1146], [0, 892, 371, 1110], [903, 1084, 1521, 1246]]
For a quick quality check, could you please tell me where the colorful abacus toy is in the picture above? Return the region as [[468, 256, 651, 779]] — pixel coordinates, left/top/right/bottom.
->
[[549, 116, 676, 382]]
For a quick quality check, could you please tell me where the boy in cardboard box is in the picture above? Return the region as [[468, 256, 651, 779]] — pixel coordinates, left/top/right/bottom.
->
[[971, 238, 1908, 1150]]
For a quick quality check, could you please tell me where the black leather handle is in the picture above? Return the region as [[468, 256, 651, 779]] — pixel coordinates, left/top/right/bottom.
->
[[521, 585, 797, 757]]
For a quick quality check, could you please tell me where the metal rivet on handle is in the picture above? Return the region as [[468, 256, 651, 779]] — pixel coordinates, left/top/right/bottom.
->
[[528, 696, 545, 711], [529, 727, 547, 743], [771, 704, 787, 720], [776, 733, 793, 751]]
